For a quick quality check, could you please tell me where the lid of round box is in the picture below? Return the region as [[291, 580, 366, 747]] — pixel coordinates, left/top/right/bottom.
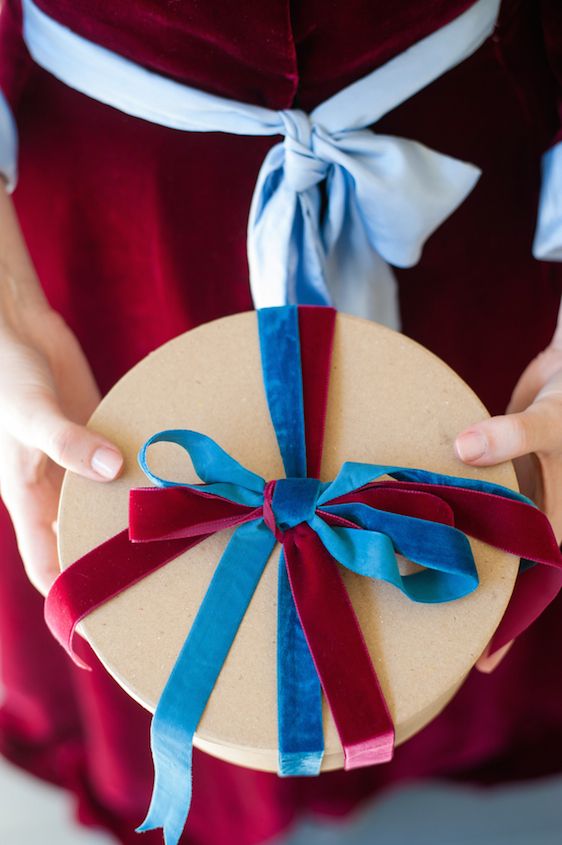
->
[[57, 310, 518, 772]]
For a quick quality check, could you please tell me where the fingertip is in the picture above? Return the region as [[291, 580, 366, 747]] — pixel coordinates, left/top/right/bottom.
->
[[34, 412, 124, 481], [454, 429, 488, 464], [90, 445, 124, 481]]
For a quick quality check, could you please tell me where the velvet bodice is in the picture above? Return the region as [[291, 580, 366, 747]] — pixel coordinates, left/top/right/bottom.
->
[[30, 0, 477, 108]]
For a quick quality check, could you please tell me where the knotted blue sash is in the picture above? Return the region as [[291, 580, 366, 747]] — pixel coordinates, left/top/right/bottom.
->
[[21, 0, 499, 327]]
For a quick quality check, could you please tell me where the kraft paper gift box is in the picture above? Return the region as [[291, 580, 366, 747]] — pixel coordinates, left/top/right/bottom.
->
[[46, 306, 562, 845]]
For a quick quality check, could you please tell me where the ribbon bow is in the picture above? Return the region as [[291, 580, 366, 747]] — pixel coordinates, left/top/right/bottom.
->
[[245, 0, 501, 322], [248, 108, 479, 325], [45, 306, 562, 845]]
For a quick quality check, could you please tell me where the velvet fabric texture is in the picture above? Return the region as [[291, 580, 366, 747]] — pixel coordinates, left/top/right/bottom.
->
[[1, 2, 562, 844]]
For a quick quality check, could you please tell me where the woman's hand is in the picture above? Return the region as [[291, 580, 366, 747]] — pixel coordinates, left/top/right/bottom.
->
[[454, 297, 562, 672], [0, 184, 123, 597]]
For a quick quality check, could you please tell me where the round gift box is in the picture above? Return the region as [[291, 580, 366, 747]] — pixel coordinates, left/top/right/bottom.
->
[[58, 311, 519, 772]]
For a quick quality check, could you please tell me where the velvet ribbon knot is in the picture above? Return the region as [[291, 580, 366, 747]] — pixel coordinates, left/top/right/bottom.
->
[[263, 478, 322, 539], [45, 306, 562, 845]]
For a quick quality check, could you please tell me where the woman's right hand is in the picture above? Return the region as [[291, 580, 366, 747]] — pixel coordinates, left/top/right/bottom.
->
[[0, 183, 123, 597]]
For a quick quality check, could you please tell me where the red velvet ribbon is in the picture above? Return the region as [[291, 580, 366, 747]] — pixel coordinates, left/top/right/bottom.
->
[[282, 523, 395, 765]]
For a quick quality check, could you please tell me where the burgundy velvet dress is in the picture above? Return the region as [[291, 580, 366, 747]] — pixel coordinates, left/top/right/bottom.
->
[[1, 1, 562, 843]]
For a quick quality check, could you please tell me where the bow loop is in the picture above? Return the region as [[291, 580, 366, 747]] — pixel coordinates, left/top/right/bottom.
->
[[138, 428, 266, 507], [249, 114, 481, 321]]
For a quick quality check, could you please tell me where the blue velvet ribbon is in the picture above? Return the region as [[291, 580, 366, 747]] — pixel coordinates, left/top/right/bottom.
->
[[257, 306, 325, 776], [137, 306, 536, 845]]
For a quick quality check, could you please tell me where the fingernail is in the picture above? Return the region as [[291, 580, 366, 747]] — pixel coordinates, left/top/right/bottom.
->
[[455, 431, 487, 462], [91, 447, 123, 479]]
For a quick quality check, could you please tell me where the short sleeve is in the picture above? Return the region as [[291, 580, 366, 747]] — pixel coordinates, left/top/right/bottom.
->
[[0, 0, 33, 193], [533, 143, 562, 260], [533, 1, 562, 260], [0, 88, 18, 191]]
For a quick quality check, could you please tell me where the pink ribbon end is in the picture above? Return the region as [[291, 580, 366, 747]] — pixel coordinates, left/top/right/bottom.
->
[[343, 731, 395, 770]]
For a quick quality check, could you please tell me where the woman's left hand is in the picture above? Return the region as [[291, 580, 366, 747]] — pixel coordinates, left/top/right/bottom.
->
[[454, 297, 562, 673]]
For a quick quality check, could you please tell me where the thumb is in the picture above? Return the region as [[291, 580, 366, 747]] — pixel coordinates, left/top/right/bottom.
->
[[11, 394, 123, 481], [453, 402, 557, 467]]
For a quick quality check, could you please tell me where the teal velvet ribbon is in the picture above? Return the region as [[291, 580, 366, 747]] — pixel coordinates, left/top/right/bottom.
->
[[257, 306, 325, 776]]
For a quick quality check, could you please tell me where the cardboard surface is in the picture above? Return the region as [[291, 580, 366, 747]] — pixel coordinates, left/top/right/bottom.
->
[[58, 312, 519, 771]]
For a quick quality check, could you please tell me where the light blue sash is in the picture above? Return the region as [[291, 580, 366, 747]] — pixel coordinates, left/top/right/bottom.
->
[[21, 0, 500, 328]]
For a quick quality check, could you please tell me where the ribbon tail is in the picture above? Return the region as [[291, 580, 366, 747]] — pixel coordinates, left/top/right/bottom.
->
[[136, 733, 193, 845], [247, 147, 299, 308], [488, 563, 562, 655], [137, 520, 276, 845], [277, 549, 324, 775], [283, 524, 394, 768], [248, 138, 332, 309], [323, 164, 402, 328], [293, 189, 331, 305]]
